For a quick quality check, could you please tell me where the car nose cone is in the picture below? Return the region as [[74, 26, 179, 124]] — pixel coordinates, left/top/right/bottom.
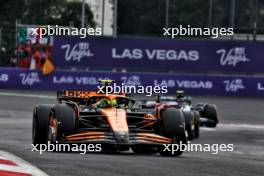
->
[[114, 131, 129, 143]]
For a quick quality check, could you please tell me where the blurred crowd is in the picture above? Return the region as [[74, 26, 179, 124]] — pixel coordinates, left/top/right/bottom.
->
[[10, 40, 52, 70]]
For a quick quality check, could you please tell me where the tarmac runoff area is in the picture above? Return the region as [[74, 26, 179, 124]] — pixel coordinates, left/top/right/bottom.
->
[[0, 90, 263, 176]]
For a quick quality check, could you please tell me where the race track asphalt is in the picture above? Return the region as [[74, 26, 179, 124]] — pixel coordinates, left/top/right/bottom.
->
[[0, 90, 263, 176]]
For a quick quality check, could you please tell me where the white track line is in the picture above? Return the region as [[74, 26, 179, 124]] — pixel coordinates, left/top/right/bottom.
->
[[0, 150, 49, 176], [200, 128, 216, 131], [218, 123, 264, 130], [200, 123, 264, 130], [0, 92, 55, 99]]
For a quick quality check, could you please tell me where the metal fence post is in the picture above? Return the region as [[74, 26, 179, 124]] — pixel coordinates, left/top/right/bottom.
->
[[208, 0, 213, 28], [113, 0, 118, 38], [253, 0, 258, 41], [81, 0, 85, 27], [165, 0, 170, 28]]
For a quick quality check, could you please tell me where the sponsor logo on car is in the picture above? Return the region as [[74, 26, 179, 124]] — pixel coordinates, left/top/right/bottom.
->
[[216, 47, 250, 67], [61, 42, 94, 62], [223, 79, 245, 92]]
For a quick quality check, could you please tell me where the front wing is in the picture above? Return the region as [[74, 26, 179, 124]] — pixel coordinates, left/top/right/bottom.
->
[[62, 132, 173, 145]]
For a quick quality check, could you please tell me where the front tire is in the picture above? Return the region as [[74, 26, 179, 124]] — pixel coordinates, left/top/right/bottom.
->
[[158, 108, 187, 157], [203, 104, 218, 128]]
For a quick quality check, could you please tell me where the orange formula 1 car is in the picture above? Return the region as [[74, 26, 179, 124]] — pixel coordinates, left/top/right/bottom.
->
[[32, 89, 187, 156]]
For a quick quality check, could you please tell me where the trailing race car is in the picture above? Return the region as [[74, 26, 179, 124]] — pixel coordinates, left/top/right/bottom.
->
[[143, 96, 199, 140], [143, 90, 219, 140], [32, 81, 187, 156], [173, 90, 219, 128]]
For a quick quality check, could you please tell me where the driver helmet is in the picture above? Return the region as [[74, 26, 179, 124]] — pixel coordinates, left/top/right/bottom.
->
[[97, 99, 111, 108], [97, 98, 117, 108], [176, 90, 185, 99], [111, 99, 117, 106]]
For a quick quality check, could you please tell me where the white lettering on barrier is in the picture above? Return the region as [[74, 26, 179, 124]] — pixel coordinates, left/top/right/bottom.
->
[[53, 76, 110, 85], [61, 42, 94, 62], [216, 47, 249, 67], [177, 80, 213, 89], [154, 80, 212, 89], [154, 80, 175, 87], [120, 76, 142, 86], [112, 48, 199, 61], [0, 74, 9, 82], [19, 72, 40, 86], [223, 79, 245, 92], [53, 76, 74, 84], [257, 83, 264, 91]]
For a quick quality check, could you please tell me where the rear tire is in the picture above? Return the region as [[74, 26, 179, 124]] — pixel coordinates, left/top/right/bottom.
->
[[32, 105, 52, 146], [183, 111, 194, 140], [203, 104, 218, 128], [52, 104, 76, 140], [158, 108, 187, 157], [193, 111, 200, 138]]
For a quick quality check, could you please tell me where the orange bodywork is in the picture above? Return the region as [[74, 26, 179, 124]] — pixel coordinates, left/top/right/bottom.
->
[[66, 132, 106, 141], [101, 108, 129, 132], [65, 132, 172, 144], [155, 103, 167, 119], [60, 90, 174, 145]]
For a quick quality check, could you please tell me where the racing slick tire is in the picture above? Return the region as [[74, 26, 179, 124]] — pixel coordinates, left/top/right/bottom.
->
[[158, 108, 187, 157], [183, 111, 194, 140], [51, 104, 76, 141], [203, 104, 218, 128], [32, 104, 53, 146], [193, 111, 200, 138]]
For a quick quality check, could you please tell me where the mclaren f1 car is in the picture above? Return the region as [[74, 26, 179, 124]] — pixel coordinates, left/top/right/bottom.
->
[[32, 82, 187, 156]]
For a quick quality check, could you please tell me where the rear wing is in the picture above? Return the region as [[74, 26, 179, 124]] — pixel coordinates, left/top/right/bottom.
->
[[159, 96, 177, 101], [57, 90, 96, 102], [57, 80, 116, 99], [139, 95, 176, 103], [57, 90, 127, 102]]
